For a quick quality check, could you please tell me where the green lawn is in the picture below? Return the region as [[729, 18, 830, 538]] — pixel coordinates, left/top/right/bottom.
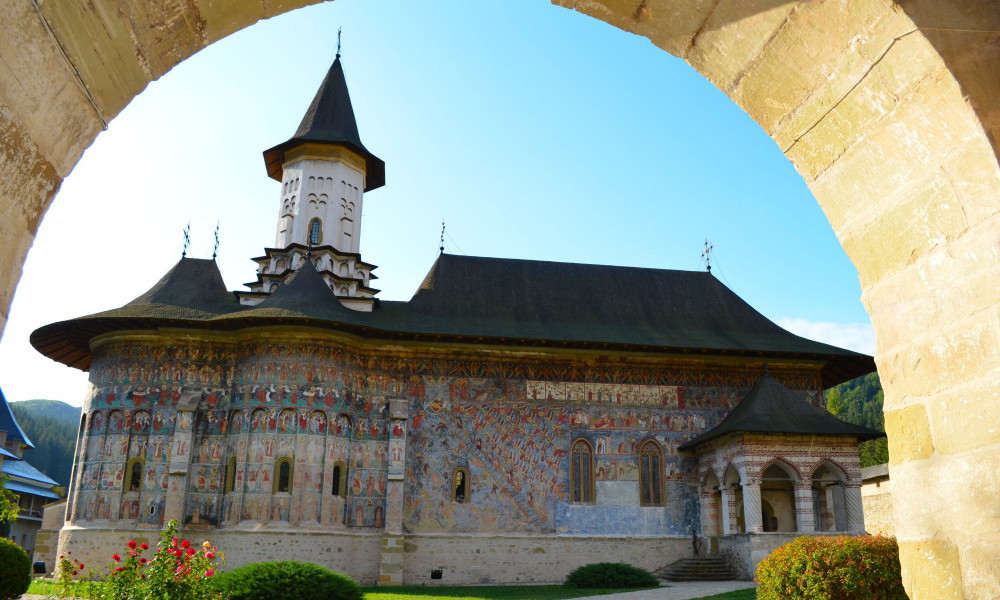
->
[[28, 580, 754, 600], [690, 590, 755, 600], [360, 585, 647, 600]]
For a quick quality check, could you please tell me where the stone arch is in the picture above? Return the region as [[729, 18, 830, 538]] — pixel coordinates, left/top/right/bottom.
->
[[0, 2, 997, 597], [755, 456, 801, 484]]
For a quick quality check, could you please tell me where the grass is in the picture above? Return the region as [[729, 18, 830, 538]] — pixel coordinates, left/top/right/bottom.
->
[[28, 580, 755, 600], [690, 590, 755, 600], [359, 585, 641, 600]]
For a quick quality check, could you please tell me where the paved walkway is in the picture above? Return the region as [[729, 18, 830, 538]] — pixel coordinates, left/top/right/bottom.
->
[[570, 581, 756, 600]]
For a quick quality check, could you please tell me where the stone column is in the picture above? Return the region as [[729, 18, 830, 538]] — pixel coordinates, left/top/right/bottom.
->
[[844, 484, 865, 532], [720, 488, 736, 534], [379, 398, 409, 586], [164, 390, 200, 524], [742, 483, 763, 533], [794, 482, 815, 533]]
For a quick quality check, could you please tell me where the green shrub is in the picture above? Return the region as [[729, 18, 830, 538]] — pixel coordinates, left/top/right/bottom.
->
[[213, 560, 362, 600], [756, 535, 906, 600], [564, 562, 658, 589], [0, 537, 31, 600]]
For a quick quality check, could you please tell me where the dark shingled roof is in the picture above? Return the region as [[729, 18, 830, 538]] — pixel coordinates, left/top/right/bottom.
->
[[0, 388, 33, 449], [262, 57, 385, 191], [31, 254, 876, 387], [678, 375, 885, 450]]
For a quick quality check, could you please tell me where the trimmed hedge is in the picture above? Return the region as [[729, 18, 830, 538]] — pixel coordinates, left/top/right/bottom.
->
[[564, 562, 659, 589], [212, 560, 363, 600], [756, 535, 906, 600], [0, 537, 31, 600]]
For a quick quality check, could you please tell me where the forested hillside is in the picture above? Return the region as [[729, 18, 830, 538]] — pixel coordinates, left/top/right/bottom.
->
[[825, 372, 889, 467], [9, 399, 80, 487]]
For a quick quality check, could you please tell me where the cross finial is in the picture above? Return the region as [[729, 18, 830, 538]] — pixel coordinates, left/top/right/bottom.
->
[[212, 222, 220, 260], [440, 221, 446, 254], [336, 27, 342, 58], [701, 239, 714, 272], [181, 222, 191, 258]]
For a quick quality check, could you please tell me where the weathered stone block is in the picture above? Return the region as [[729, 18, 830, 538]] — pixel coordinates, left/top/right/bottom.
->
[[885, 404, 934, 464], [899, 539, 965, 600]]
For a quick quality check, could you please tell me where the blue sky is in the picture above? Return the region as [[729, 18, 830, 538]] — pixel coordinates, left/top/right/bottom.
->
[[0, 0, 874, 406]]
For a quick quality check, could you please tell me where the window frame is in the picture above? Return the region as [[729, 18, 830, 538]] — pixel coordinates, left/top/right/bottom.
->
[[273, 457, 294, 494], [452, 467, 470, 503], [570, 439, 595, 504], [638, 439, 665, 507]]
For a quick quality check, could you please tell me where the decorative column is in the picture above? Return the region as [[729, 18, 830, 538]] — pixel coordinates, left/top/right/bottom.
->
[[164, 390, 200, 524], [720, 488, 737, 534], [822, 486, 837, 531], [379, 398, 409, 586], [742, 483, 763, 533], [844, 484, 865, 532], [794, 482, 816, 532]]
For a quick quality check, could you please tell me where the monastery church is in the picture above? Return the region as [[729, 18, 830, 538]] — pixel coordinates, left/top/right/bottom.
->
[[30, 53, 882, 584]]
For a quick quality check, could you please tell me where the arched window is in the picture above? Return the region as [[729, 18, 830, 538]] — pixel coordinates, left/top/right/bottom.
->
[[570, 440, 594, 503], [274, 457, 294, 494], [331, 462, 348, 498], [125, 457, 144, 492], [224, 457, 237, 494], [639, 440, 664, 506], [308, 218, 322, 245], [452, 467, 470, 503]]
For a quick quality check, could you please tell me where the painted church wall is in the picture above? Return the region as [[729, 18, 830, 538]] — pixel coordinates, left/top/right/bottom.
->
[[69, 334, 824, 544]]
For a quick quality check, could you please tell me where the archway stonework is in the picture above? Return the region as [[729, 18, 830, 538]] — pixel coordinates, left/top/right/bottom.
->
[[0, 1, 997, 597]]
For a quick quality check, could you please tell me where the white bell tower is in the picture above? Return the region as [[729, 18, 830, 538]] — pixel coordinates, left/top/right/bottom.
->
[[240, 53, 386, 312]]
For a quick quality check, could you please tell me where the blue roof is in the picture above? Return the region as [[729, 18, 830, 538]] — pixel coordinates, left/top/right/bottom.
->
[[2, 458, 58, 486], [0, 447, 19, 460], [2, 479, 62, 500], [0, 388, 33, 448]]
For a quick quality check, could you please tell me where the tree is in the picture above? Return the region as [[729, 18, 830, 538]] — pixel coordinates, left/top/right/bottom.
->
[[0, 473, 19, 526]]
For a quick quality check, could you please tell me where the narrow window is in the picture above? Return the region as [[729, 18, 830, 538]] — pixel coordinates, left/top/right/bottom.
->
[[452, 467, 470, 503], [639, 440, 664, 506], [125, 458, 144, 492], [224, 457, 237, 494], [332, 462, 348, 498], [570, 440, 594, 503], [274, 457, 294, 493], [308, 218, 322, 245]]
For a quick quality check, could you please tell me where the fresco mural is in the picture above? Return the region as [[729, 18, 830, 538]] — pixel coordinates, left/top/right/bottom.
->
[[66, 337, 823, 539]]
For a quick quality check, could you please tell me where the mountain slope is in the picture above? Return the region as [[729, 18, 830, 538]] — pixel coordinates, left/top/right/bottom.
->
[[825, 372, 888, 467], [9, 399, 81, 487]]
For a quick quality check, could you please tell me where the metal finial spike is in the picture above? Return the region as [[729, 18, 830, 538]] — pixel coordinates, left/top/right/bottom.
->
[[336, 27, 342, 58], [440, 221, 446, 254], [701, 239, 714, 273], [212, 222, 220, 260], [181, 222, 191, 258]]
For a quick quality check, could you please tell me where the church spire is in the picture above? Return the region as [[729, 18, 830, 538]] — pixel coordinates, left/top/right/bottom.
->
[[262, 56, 385, 192]]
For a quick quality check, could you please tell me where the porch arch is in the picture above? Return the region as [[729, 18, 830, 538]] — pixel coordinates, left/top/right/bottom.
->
[[0, 2, 998, 598]]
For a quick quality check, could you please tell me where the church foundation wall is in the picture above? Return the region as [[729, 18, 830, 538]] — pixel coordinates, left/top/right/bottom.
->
[[401, 534, 691, 585], [57, 525, 384, 584]]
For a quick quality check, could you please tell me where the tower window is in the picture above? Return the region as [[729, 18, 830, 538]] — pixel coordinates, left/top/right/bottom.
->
[[639, 440, 664, 506], [332, 462, 348, 498], [125, 458, 144, 492], [570, 439, 594, 503], [224, 457, 237, 494], [452, 467, 470, 503], [308, 218, 322, 245], [274, 457, 294, 493]]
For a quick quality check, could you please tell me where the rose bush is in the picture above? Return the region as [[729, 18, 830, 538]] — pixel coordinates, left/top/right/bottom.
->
[[95, 520, 225, 600]]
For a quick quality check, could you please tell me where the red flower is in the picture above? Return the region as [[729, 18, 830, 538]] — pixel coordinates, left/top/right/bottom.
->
[[140, 542, 149, 550], [79, 563, 84, 569], [205, 569, 215, 577], [181, 539, 191, 549], [112, 554, 121, 562], [205, 552, 215, 559], [127, 540, 137, 549], [186, 547, 197, 557], [73, 570, 78, 575], [139, 557, 148, 565], [171, 538, 178, 547]]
